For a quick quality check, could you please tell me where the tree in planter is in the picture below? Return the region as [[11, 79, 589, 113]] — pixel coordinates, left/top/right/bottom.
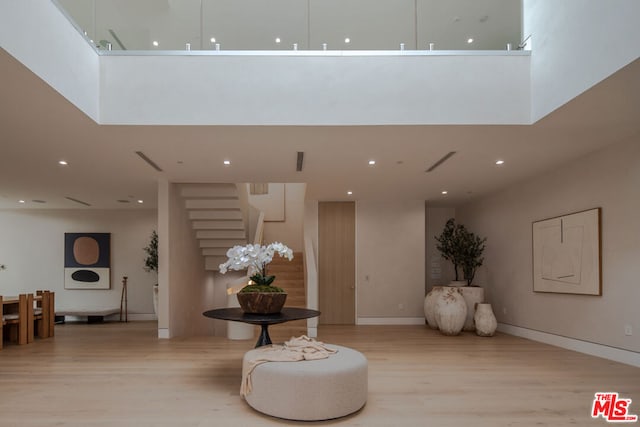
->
[[459, 229, 486, 286], [435, 218, 465, 282], [435, 218, 486, 285], [143, 230, 159, 316], [143, 230, 158, 273]]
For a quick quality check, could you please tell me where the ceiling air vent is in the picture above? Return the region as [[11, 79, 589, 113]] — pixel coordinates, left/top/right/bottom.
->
[[135, 151, 163, 172], [426, 151, 456, 173], [296, 152, 304, 172], [65, 197, 91, 206]]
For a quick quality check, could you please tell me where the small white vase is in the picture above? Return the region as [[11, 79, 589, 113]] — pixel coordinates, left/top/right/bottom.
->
[[474, 303, 497, 337], [424, 286, 444, 329], [435, 287, 467, 336]]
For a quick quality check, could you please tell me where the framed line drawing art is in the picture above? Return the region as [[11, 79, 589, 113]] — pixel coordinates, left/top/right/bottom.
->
[[64, 233, 111, 289], [532, 208, 601, 295]]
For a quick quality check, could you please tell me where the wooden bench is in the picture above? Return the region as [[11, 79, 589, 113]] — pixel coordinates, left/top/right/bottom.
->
[[55, 308, 121, 324]]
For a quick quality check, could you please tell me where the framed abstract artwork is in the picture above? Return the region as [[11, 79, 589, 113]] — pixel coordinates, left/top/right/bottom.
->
[[64, 233, 111, 289], [532, 208, 601, 295]]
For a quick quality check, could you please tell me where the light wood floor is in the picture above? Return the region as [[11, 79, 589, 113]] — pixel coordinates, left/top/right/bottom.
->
[[1, 321, 638, 427]]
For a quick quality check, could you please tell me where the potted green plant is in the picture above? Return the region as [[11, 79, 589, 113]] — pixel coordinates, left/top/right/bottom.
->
[[219, 242, 293, 314], [433, 218, 487, 332], [143, 230, 159, 315], [434, 218, 486, 286], [459, 228, 486, 287], [434, 218, 466, 285], [143, 230, 158, 274]]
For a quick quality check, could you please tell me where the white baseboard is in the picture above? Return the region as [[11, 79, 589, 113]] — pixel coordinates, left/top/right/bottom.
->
[[357, 317, 425, 325], [61, 313, 157, 322], [158, 328, 170, 339], [104, 313, 157, 322], [497, 323, 640, 368]]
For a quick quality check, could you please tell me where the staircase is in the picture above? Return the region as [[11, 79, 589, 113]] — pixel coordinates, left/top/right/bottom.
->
[[269, 252, 305, 307], [268, 252, 308, 339], [180, 183, 248, 271], [180, 183, 308, 337]]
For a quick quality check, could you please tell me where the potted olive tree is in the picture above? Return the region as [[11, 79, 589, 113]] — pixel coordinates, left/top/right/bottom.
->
[[435, 218, 486, 286], [434, 218, 466, 286], [143, 230, 158, 316], [431, 218, 487, 332]]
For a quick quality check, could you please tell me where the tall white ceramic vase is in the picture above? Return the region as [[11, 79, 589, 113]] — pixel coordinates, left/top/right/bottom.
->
[[474, 303, 497, 337], [435, 287, 467, 336], [424, 286, 444, 329], [459, 286, 485, 331]]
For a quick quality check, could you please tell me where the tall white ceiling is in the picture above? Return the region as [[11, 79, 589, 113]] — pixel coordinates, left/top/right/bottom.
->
[[1, 1, 638, 210], [1, 45, 638, 210]]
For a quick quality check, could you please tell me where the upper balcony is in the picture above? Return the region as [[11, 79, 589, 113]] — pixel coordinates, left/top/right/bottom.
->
[[54, 0, 523, 53]]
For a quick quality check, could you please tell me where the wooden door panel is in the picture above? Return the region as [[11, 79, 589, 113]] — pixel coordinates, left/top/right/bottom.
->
[[318, 202, 355, 324]]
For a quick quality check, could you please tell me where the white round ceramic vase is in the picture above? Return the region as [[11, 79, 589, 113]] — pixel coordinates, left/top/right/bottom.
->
[[424, 286, 444, 329], [435, 287, 467, 336]]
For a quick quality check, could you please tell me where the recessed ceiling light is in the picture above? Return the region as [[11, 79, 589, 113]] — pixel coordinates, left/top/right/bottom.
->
[[275, 37, 281, 43], [441, 190, 448, 195], [152, 41, 159, 47], [496, 160, 505, 165], [18, 199, 25, 203], [137, 200, 144, 204], [223, 160, 231, 165], [210, 37, 216, 43], [58, 160, 68, 165], [368, 160, 376, 166], [467, 38, 474, 44], [345, 37, 351, 44], [347, 191, 353, 195]]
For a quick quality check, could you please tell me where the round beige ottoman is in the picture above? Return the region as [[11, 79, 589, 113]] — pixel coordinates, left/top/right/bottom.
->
[[242, 345, 368, 421]]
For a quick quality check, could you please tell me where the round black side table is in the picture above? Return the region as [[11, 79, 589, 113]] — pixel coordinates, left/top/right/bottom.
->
[[203, 307, 321, 348]]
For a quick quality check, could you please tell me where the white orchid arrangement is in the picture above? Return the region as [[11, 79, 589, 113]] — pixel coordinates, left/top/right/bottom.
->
[[219, 242, 293, 289]]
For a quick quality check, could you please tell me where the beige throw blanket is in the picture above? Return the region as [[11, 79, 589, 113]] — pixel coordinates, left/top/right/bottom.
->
[[240, 335, 338, 397]]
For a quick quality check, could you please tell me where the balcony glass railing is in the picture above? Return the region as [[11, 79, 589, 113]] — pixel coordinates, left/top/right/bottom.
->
[[54, 0, 523, 53]]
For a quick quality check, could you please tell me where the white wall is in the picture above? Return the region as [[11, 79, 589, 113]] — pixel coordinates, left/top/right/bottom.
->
[[303, 200, 319, 334], [0, 0, 99, 120], [356, 201, 425, 321], [425, 206, 457, 292], [166, 183, 217, 337], [258, 183, 306, 252], [0, 209, 157, 317], [99, 53, 530, 125], [524, 0, 640, 121], [457, 136, 640, 353]]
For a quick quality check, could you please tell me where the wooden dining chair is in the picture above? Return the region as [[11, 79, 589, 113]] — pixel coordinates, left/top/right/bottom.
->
[[2, 294, 29, 346], [28, 290, 52, 342], [48, 291, 55, 337]]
